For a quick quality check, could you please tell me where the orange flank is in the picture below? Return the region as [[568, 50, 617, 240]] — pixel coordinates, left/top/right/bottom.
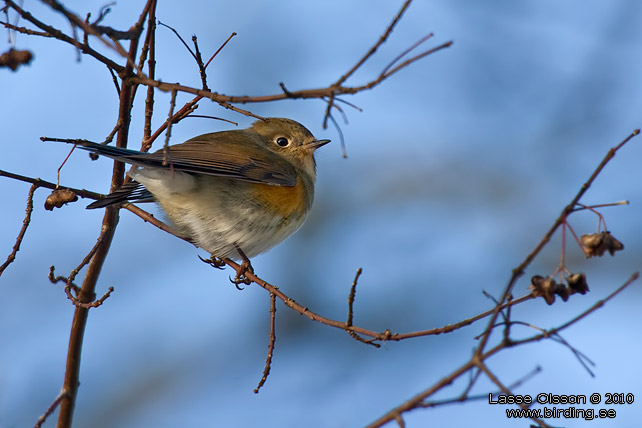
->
[[251, 177, 308, 218]]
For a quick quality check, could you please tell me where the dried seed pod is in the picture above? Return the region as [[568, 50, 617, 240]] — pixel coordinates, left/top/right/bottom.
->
[[601, 232, 624, 256], [555, 283, 570, 302], [44, 188, 78, 211], [530, 275, 557, 305], [0, 48, 33, 71], [566, 272, 589, 295], [581, 231, 624, 257]]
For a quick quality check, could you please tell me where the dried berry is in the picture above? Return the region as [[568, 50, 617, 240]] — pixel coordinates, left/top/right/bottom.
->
[[581, 232, 624, 257], [530, 275, 557, 305], [555, 283, 570, 302], [0, 48, 33, 71], [566, 272, 589, 295], [44, 188, 78, 211]]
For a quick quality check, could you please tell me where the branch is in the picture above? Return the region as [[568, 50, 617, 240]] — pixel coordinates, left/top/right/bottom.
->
[[364, 273, 638, 428], [127, 39, 451, 105], [254, 293, 277, 393], [55, 4, 151, 424], [477, 362, 550, 427], [119, 203, 537, 343], [0, 169, 103, 201], [475, 129, 640, 355], [4, 0, 124, 73], [140, 31, 237, 152], [40, 0, 147, 75], [362, 129, 640, 427], [0, 183, 36, 277], [0, 20, 52, 37], [334, 0, 413, 87]]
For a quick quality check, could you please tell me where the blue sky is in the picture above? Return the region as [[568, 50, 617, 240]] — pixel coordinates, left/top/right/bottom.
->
[[1, 1, 642, 427]]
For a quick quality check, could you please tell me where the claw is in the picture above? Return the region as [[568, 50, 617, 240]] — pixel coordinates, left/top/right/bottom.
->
[[199, 254, 226, 269], [229, 274, 250, 290], [230, 248, 254, 289]]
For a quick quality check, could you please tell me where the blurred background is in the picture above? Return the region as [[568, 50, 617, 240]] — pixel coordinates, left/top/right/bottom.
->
[[1, 1, 642, 427]]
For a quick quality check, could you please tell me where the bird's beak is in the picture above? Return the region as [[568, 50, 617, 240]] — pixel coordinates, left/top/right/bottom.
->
[[307, 139, 331, 150]]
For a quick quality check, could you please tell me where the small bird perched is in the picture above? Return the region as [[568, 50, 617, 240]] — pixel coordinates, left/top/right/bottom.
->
[[61, 118, 329, 266]]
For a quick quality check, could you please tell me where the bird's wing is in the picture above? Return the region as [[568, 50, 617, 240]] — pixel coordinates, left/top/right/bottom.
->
[[66, 131, 297, 187]]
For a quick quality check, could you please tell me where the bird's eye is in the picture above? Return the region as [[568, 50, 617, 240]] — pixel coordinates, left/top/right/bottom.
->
[[276, 137, 290, 147]]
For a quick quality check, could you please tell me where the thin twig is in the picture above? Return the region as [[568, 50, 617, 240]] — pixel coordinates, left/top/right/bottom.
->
[[204, 31, 236, 69], [102, 120, 122, 146], [127, 38, 450, 105], [335, 0, 413, 86], [377, 42, 454, 83], [476, 363, 551, 428], [549, 333, 595, 377], [4, 0, 124, 72], [365, 272, 638, 428], [381, 33, 433, 76], [475, 129, 640, 356], [1, 20, 52, 37], [363, 130, 640, 428], [140, 31, 237, 152], [123, 203, 189, 242], [347, 268, 362, 327], [108, 66, 121, 95], [326, 113, 347, 158], [162, 89, 178, 164], [0, 169, 102, 200], [142, 1, 157, 142], [345, 268, 379, 346], [422, 366, 542, 408], [120, 202, 538, 344], [0, 174, 538, 344], [184, 114, 238, 125], [156, 21, 210, 90], [90, 3, 115, 27], [214, 99, 264, 120], [34, 390, 70, 428], [0, 183, 36, 277], [157, 21, 197, 62], [192, 35, 208, 90], [254, 293, 277, 393], [56, 145, 76, 187], [49, 266, 80, 294], [61, 231, 114, 308], [572, 200, 629, 212], [40, 0, 147, 75], [82, 12, 89, 47], [333, 96, 363, 112], [394, 414, 406, 428]]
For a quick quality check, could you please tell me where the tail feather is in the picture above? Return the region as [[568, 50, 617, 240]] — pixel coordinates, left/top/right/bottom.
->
[[87, 182, 154, 209], [68, 140, 144, 161], [48, 141, 157, 209]]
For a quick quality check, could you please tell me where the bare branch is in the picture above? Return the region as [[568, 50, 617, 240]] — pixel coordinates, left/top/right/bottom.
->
[[1, 20, 52, 37], [335, 0, 413, 87], [34, 390, 70, 428], [475, 129, 640, 355], [254, 293, 277, 393], [4, 0, 124, 72], [0, 169, 102, 200], [0, 183, 36, 277], [56, 11, 149, 425]]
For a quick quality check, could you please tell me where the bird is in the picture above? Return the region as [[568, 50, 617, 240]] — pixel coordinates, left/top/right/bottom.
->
[[61, 118, 329, 271]]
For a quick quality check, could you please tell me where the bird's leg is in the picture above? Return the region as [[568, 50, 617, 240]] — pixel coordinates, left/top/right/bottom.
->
[[231, 247, 253, 288]]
